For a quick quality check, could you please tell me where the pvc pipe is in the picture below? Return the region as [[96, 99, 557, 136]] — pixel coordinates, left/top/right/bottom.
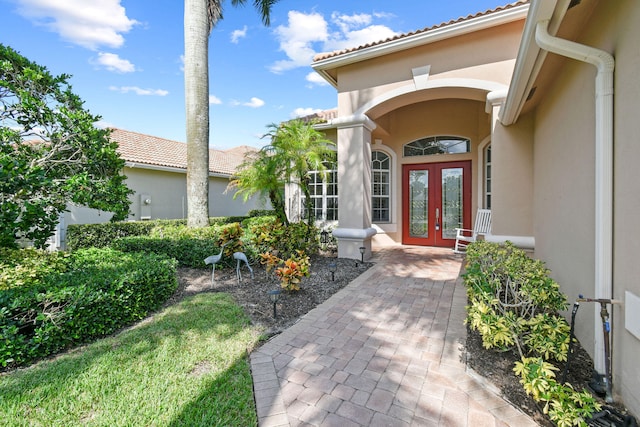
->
[[534, 19, 614, 376]]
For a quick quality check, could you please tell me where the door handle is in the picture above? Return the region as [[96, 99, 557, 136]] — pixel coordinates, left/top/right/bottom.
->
[[435, 207, 440, 231]]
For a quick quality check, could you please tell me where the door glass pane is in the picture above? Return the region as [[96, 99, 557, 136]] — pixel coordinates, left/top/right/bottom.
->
[[441, 168, 463, 239], [409, 170, 429, 238]]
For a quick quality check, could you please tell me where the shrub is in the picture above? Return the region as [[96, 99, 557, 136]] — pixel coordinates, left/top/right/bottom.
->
[[66, 217, 248, 250], [260, 250, 310, 291], [463, 241, 600, 426], [0, 247, 177, 370], [463, 241, 569, 356], [0, 248, 70, 291], [246, 216, 319, 259], [66, 220, 179, 250], [514, 357, 601, 427], [112, 236, 220, 268]]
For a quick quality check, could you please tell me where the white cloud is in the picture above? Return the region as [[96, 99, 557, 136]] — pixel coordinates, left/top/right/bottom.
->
[[244, 97, 265, 108], [306, 72, 329, 87], [291, 107, 323, 118], [331, 12, 372, 33], [109, 86, 168, 96], [269, 10, 397, 74], [209, 95, 222, 105], [93, 52, 136, 73], [95, 119, 114, 129], [14, 0, 138, 50], [269, 11, 328, 73], [231, 97, 265, 108], [231, 26, 247, 44]]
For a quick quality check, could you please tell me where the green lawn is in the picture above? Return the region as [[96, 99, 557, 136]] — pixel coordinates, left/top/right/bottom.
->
[[0, 293, 261, 427]]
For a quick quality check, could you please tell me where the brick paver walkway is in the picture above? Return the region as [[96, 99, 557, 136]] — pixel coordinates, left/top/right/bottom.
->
[[250, 245, 538, 426]]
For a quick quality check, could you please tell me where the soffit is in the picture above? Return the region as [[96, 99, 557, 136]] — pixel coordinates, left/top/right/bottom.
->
[[514, 0, 601, 117]]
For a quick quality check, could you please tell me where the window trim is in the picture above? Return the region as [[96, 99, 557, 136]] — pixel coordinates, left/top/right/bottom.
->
[[371, 150, 391, 223], [403, 135, 471, 157]]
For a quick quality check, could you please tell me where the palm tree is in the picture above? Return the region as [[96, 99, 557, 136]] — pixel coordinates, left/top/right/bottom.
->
[[229, 120, 335, 229], [229, 146, 289, 224], [268, 120, 335, 223], [184, 0, 278, 228]]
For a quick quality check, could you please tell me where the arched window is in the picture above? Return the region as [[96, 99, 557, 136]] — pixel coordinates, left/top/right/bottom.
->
[[403, 136, 470, 157], [372, 151, 391, 222]]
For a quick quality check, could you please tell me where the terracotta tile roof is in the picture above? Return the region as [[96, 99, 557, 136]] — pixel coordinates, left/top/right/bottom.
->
[[313, 1, 529, 62], [109, 128, 254, 176], [297, 109, 339, 124]]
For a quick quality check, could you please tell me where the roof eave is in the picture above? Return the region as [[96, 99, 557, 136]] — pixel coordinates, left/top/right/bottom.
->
[[500, 0, 571, 125], [124, 161, 231, 178], [311, 3, 529, 82]]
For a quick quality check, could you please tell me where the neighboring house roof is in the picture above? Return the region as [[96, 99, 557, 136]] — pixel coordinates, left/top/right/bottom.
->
[[110, 128, 253, 177], [297, 109, 339, 124], [313, 1, 529, 62]]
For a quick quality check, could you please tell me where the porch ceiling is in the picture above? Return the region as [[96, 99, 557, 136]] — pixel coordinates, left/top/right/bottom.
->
[[366, 87, 488, 121]]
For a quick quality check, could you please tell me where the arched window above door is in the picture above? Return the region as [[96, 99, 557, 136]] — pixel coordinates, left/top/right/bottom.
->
[[403, 136, 470, 157]]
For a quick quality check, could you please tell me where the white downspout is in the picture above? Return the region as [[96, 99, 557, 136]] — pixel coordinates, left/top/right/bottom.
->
[[535, 19, 615, 376]]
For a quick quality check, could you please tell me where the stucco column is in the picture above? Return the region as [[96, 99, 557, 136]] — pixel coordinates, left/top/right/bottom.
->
[[333, 115, 377, 260]]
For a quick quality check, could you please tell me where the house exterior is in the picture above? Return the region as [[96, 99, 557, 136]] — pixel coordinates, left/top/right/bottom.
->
[[50, 128, 266, 249], [307, 0, 640, 415]]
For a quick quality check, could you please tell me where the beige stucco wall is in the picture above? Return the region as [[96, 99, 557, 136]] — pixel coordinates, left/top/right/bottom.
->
[[514, 0, 640, 414], [124, 167, 189, 220], [326, 18, 524, 251], [123, 167, 266, 220], [491, 113, 534, 237], [336, 20, 524, 116], [601, 0, 640, 414]]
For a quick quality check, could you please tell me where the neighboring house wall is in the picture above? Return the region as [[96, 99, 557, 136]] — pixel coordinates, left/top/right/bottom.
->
[[125, 166, 264, 221], [125, 167, 190, 220], [49, 129, 268, 250]]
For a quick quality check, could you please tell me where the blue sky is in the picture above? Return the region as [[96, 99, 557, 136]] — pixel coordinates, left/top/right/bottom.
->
[[1, 0, 512, 150]]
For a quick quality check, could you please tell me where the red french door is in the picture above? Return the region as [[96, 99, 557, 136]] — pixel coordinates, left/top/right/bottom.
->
[[402, 161, 471, 247]]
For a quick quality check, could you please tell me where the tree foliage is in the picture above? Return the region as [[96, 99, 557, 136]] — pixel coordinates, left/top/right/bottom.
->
[[230, 119, 335, 227], [0, 44, 132, 248]]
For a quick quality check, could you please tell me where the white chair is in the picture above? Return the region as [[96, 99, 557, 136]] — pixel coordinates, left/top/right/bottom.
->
[[454, 209, 491, 253]]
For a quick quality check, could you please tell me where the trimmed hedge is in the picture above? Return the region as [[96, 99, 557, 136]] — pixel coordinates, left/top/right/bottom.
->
[[0, 247, 177, 370], [112, 236, 219, 268], [66, 216, 250, 250]]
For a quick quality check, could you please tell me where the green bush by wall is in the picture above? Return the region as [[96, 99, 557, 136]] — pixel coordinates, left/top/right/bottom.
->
[[0, 247, 177, 370]]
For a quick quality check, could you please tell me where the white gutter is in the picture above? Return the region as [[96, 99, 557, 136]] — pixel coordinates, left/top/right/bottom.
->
[[312, 4, 529, 88], [535, 18, 615, 376]]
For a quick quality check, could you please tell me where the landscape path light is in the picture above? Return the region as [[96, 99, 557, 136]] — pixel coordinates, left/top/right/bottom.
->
[[359, 246, 365, 264], [268, 289, 281, 319], [328, 261, 337, 281]]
